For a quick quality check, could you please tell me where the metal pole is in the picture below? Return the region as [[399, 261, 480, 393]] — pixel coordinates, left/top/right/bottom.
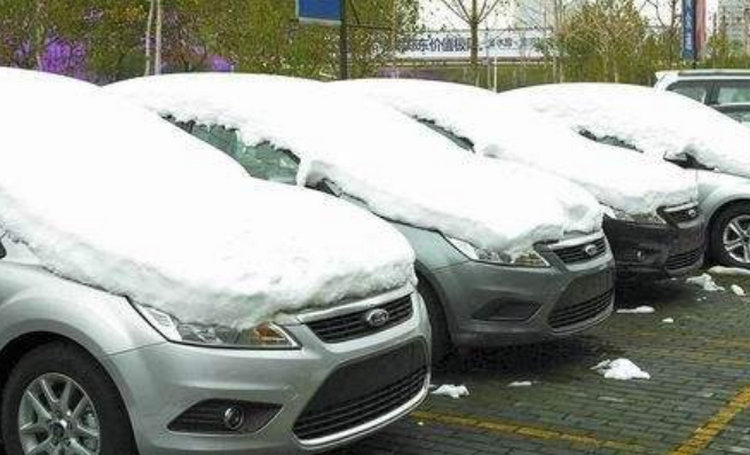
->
[[339, 0, 349, 80]]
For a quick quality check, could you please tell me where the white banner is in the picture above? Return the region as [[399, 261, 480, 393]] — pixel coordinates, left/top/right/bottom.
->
[[398, 28, 551, 60]]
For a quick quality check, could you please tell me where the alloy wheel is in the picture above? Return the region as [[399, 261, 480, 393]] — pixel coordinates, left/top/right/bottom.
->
[[17, 373, 100, 455], [723, 214, 750, 264]]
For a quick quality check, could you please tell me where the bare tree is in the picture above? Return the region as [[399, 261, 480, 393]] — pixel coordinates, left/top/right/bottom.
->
[[144, 0, 155, 75], [437, 0, 506, 82], [154, 0, 163, 74]]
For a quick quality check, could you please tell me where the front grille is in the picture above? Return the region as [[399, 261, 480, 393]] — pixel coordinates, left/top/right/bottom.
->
[[306, 295, 413, 343], [553, 237, 607, 264], [549, 289, 613, 330], [663, 206, 701, 224], [666, 247, 703, 270], [294, 341, 427, 441]]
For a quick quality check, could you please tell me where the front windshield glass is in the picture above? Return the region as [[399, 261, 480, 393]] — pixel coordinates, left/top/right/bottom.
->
[[416, 118, 475, 152]]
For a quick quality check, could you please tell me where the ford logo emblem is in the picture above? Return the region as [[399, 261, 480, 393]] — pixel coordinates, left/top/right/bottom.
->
[[365, 308, 390, 328], [688, 209, 697, 218], [584, 244, 599, 257]]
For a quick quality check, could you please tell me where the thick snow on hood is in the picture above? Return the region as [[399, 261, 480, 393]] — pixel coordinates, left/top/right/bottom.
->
[[0, 68, 416, 328], [498, 83, 750, 179], [106, 73, 603, 253], [335, 79, 697, 215]]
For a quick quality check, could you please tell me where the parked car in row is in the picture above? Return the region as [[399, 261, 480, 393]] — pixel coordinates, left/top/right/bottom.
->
[[106, 74, 616, 361], [498, 82, 750, 269], [656, 70, 750, 128], [337, 79, 704, 280], [0, 68, 432, 455]]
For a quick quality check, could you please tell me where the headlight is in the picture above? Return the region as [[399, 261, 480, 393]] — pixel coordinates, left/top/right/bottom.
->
[[603, 205, 665, 225], [445, 236, 550, 268], [133, 302, 299, 349]]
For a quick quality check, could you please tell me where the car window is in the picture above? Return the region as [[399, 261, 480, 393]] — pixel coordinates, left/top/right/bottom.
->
[[667, 82, 709, 103], [717, 82, 750, 104], [189, 124, 300, 185], [416, 118, 475, 152]]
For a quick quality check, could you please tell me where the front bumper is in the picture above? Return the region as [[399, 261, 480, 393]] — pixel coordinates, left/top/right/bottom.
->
[[430, 236, 615, 348], [604, 215, 704, 279], [104, 289, 431, 455]]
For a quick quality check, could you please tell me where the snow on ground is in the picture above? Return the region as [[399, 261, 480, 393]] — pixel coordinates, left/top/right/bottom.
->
[[662, 317, 675, 324], [686, 273, 726, 292], [497, 83, 750, 179], [732, 284, 746, 296], [592, 359, 651, 380], [107, 74, 604, 255], [616, 306, 655, 314], [508, 381, 533, 387], [0, 68, 416, 328], [431, 384, 470, 399], [708, 265, 750, 276], [334, 79, 697, 216]]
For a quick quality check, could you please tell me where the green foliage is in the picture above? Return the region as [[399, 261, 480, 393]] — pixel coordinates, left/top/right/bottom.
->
[[0, 0, 420, 82]]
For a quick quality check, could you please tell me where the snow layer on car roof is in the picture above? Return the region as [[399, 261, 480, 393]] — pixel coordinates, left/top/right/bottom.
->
[[107, 73, 603, 255], [335, 79, 697, 215], [497, 82, 750, 179], [0, 68, 416, 328]]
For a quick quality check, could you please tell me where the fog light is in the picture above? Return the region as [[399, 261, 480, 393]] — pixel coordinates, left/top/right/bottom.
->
[[223, 406, 245, 431], [168, 399, 281, 434]]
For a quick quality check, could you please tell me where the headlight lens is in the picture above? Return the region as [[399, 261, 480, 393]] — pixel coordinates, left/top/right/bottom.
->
[[602, 205, 665, 225], [445, 236, 550, 268], [133, 303, 299, 349]]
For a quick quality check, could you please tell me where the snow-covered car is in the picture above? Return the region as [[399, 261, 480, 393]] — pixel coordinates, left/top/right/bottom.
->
[[0, 69, 431, 455], [338, 79, 704, 280], [497, 82, 750, 269], [106, 73, 616, 361]]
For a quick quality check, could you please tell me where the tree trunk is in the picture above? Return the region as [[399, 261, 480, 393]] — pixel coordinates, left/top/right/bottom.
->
[[154, 0, 163, 74], [144, 0, 155, 76], [470, 0, 479, 85], [33, 0, 45, 70]]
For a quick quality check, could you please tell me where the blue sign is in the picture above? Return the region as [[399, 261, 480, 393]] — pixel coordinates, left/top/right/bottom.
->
[[297, 0, 341, 25], [682, 0, 696, 60]]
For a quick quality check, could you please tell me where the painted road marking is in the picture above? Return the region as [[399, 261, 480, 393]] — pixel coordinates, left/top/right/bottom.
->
[[411, 410, 645, 452], [670, 382, 750, 455]]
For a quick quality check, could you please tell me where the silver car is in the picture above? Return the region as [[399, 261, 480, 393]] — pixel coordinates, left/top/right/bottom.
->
[[106, 74, 616, 362], [0, 68, 430, 455], [0, 237, 430, 454]]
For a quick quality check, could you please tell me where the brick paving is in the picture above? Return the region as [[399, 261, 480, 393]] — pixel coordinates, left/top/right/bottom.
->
[[335, 272, 750, 455]]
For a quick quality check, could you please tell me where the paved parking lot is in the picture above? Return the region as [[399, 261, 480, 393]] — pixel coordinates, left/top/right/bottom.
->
[[338, 271, 750, 455]]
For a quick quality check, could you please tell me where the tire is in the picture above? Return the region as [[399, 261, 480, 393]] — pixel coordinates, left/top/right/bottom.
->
[[710, 202, 750, 269], [418, 279, 453, 365], [1, 342, 136, 455]]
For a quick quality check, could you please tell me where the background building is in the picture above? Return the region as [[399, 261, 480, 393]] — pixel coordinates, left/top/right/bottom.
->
[[719, 0, 750, 52]]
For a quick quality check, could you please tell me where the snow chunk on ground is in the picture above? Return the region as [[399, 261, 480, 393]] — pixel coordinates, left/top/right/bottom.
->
[[0, 69, 416, 328], [593, 359, 651, 380], [708, 265, 750, 276], [497, 83, 750, 179], [686, 273, 726, 292], [508, 381, 533, 387], [107, 74, 604, 256], [431, 384, 470, 399], [335, 79, 697, 216], [616, 306, 655, 314], [732, 284, 746, 296], [662, 317, 675, 324]]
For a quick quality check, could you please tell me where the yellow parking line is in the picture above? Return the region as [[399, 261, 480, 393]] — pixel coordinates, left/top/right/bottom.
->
[[411, 410, 645, 452], [670, 382, 750, 455]]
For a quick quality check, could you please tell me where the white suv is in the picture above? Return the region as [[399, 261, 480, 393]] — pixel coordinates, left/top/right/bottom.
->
[[655, 70, 750, 127]]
